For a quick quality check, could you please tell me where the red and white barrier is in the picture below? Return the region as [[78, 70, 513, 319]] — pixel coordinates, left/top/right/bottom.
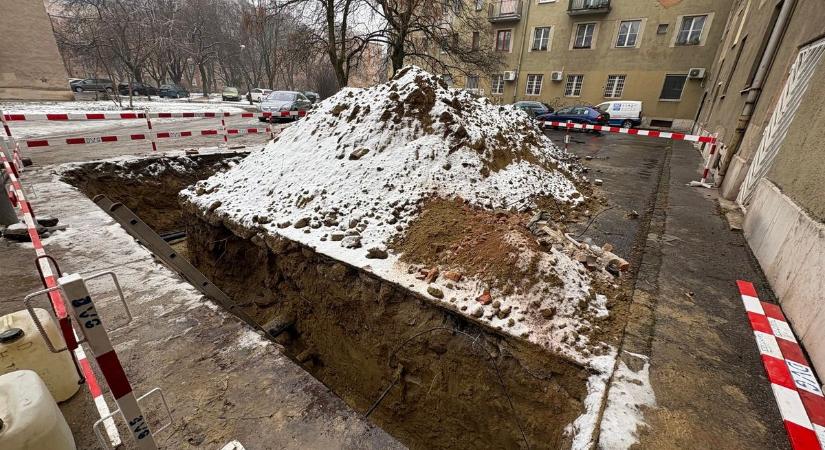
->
[[21, 127, 272, 148], [3, 110, 307, 121], [1, 151, 121, 446], [60, 273, 158, 449], [737, 281, 825, 449], [541, 120, 717, 143]]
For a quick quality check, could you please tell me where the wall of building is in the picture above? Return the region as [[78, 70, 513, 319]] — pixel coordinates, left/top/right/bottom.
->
[[694, 0, 825, 198], [450, 0, 731, 128], [0, 0, 72, 100]]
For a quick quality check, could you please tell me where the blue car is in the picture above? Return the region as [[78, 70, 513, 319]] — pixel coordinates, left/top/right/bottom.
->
[[537, 106, 610, 127]]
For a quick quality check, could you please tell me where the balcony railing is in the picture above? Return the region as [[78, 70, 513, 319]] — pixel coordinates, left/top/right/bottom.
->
[[488, 0, 522, 22], [567, 0, 610, 15]]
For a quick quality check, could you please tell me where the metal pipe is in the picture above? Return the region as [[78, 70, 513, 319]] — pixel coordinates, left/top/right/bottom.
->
[[719, 0, 796, 177]]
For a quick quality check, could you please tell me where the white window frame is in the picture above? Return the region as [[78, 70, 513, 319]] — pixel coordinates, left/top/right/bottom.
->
[[537, 0, 556, 4], [571, 23, 597, 49], [526, 74, 543, 96], [615, 20, 642, 48], [603, 74, 626, 98], [565, 74, 584, 97], [496, 29, 513, 52], [491, 74, 504, 95], [671, 13, 714, 47], [531, 27, 552, 52]]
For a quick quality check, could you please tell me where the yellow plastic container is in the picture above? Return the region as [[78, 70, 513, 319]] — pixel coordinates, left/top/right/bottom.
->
[[0, 308, 81, 402], [0, 370, 76, 450]]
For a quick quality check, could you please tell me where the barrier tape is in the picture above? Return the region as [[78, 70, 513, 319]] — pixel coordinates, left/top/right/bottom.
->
[[737, 281, 825, 449], [0, 151, 121, 446], [3, 110, 307, 121], [22, 127, 272, 148], [541, 120, 717, 143]]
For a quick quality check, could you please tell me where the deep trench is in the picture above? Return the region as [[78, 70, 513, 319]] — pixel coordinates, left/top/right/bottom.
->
[[63, 154, 592, 450]]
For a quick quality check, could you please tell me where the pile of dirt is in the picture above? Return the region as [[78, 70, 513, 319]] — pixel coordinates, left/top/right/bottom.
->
[[391, 198, 553, 294]]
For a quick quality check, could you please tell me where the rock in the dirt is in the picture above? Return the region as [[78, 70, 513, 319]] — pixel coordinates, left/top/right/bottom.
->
[[366, 247, 388, 259], [540, 307, 556, 319], [594, 179, 603, 186], [36, 216, 59, 227], [2, 223, 43, 242], [476, 290, 492, 305], [349, 148, 370, 160], [293, 217, 311, 228], [471, 306, 484, 318], [427, 286, 444, 298], [443, 270, 462, 282], [277, 220, 291, 228], [340, 235, 362, 248], [330, 232, 345, 241], [423, 267, 439, 283]]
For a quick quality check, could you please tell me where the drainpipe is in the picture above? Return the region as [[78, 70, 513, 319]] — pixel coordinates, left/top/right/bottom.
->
[[719, 0, 796, 178], [512, 0, 532, 103]]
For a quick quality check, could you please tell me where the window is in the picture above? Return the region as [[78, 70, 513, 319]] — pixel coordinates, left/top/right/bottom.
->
[[565, 74, 584, 96], [467, 75, 479, 90], [573, 23, 596, 49], [496, 30, 512, 51], [676, 15, 707, 45], [657, 24, 668, 35], [532, 27, 551, 51], [604, 75, 626, 98], [526, 74, 543, 95], [442, 74, 454, 87], [472, 32, 480, 50], [616, 20, 641, 48], [659, 74, 687, 100], [475, 0, 483, 11], [491, 74, 504, 94]]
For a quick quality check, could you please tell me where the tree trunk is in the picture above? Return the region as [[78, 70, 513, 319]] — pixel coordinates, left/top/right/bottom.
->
[[199, 62, 210, 96]]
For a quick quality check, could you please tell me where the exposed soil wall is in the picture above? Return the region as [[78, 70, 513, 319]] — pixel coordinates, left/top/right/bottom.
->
[[61, 153, 245, 234], [183, 210, 591, 450]]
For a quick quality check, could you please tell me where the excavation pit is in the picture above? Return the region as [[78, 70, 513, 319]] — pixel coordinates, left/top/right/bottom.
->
[[61, 67, 630, 449]]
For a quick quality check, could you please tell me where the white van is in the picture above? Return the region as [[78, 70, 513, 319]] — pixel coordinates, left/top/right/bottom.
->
[[596, 101, 643, 128]]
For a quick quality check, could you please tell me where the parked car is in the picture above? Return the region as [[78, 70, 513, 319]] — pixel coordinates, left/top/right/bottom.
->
[[513, 101, 553, 118], [222, 87, 242, 101], [303, 91, 320, 103], [537, 106, 610, 128], [71, 78, 114, 93], [595, 100, 643, 128], [118, 82, 158, 96], [258, 91, 313, 121], [246, 88, 272, 102], [158, 84, 189, 98]]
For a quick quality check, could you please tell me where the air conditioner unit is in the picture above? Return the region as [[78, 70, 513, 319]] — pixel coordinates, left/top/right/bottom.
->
[[550, 71, 564, 81], [688, 67, 706, 79], [503, 71, 517, 81]]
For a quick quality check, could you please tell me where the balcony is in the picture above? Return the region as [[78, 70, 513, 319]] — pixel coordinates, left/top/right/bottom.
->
[[567, 0, 610, 15], [488, 0, 522, 22]]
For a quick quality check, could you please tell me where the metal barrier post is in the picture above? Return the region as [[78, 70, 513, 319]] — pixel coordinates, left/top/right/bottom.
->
[[564, 120, 572, 152], [145, 114, 158, 152], [220, 109, 228, 146], [59, 272, 159, 450], [689, 140, 719, 188]]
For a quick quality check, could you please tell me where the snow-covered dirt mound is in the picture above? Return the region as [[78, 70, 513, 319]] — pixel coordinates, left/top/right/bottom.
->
[[182, 66, 620, 364]]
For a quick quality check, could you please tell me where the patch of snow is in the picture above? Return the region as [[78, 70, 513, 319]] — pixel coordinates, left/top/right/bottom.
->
[[236, 329, 270, 350], [598, 352, 655, 449]]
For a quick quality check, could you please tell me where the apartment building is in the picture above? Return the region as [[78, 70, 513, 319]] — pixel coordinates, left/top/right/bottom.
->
[[450, 0, 732, 130], [693, 0, 825, 376]]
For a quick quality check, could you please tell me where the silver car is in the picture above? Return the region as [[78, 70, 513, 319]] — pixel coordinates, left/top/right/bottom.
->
[[258, 91, 312, 122]]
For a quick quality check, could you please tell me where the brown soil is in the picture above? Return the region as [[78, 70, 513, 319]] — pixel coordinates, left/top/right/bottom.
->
[[61, 153, 245, 233], [182, 209, 592, 450], [390, 198, 553, 293]]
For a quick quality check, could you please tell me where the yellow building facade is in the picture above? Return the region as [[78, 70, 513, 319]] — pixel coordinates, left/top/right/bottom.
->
[[447, 0, 732, 130]]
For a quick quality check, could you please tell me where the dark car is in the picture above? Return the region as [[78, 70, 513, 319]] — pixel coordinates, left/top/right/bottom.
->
[[258, 91, 312, 122], [513, 101, 553, 118], [302, 91, 320, 103], [537, 106, 609, 127], [71, 78, 114, 93], [158, 84, 189, 99], [118, 82, 158, 96]]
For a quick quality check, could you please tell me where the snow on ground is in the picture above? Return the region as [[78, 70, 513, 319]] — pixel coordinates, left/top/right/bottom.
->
[[598, 352, 656, 449]]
